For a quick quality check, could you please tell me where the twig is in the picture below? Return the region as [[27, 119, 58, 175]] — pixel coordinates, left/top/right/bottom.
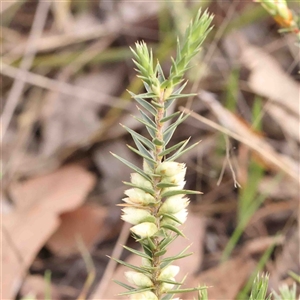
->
[[1, 1, 50, 140], [91, 222, 131, 299], [179, 106, 299, 184], [1, 64, 130, 112], [224, 135, 241, 188]]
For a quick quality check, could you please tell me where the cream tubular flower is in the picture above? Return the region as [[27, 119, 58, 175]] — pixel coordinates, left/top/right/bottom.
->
[[160, 280, 176, 292], [121, 207, 155, 225], [162, 181, 186, 194], [156, 162, 185, 177], [159, 195, 189, 214], [161, 208, 188, 226], [130, 291, 158, 300], [131, 173, 153, 190], [124, 188, 156, 205], [158, 265, 180, 280], [161, 168, 186, 185], [125, 271, 153, 287], [130, 222, 158, 238]]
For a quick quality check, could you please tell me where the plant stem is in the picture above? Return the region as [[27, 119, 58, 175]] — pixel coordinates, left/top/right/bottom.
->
[[151, 90, 166, 300]]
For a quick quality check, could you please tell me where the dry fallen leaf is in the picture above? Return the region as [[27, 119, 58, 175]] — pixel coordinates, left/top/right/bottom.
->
[[181, 256, 256, 299], [237, 35, 300, 143], [46, 204, 109, 257], [91, 212, 206, 299], [1, 164, 96, 300]]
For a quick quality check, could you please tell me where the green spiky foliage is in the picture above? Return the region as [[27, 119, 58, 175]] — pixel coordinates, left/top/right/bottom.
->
[[249, 274, 272, 300], [110, 9, 213, 300], [273, 283, 297, 300]]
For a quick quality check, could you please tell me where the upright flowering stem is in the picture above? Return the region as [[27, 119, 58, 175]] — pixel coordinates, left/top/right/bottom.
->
[[111, 9, 213, 300], [152, 92, 165, 299]]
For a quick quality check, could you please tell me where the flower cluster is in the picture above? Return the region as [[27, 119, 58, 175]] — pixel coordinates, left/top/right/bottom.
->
[[254, 0, 300, 38], [121, 161, 190, 240]]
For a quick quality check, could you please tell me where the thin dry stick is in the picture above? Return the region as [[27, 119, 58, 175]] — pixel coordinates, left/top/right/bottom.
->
[[92, 222, 131, 299], [1, 64, 129, 110], [224, 135, 241, 188], [179, 106, 299, 184], [1, 1, 51, 140]]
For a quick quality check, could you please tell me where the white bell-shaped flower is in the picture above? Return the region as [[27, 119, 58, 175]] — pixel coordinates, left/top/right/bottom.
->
[[161, 208, 188, 226], [160, 279, 176, 292], [158, 265, 180, 280], [162, 181, 186, 195], [130, 222, 158, 238], [159, 195, 189, 215], [121, 207, 155, 225], [130, 291, 158, 300], [156, 162, 185, 177], [143, 160, 153, 174], [131, 173, 153, 190], [161, 168, 186, 185], [124, 188, 156, 205], [141, 257, 152, 268], [125, 271, 153, 287]]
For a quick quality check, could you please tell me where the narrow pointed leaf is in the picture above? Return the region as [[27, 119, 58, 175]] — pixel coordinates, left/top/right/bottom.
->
[[123, 181, 154, 195], [111, 152, 150, 181], [163, 114, 189, 146], [142, 243, 153, 257], [159, 234, 178, 251], [147, 237, 156, 250], [138, 108, 157, 138], [130, 94, 157, 116], [132, 136, 154, 160], [152, 138, 164, 146], [161, 224, 185, 237], [127, 144, 156, 164], [161, 294, 174, 300], [109, 257, 152, 274], [151, 101, 164, 108], [159, 139, 189, 156], [172, 81, 188, 95], [122, 125, 155, 150], [166, 286, 209, 294], [153, 249, 167, 257], [119, 287, 153, 296], [164, 98, 176, 109], [113, 280, 135, 291], [155, 62, 166, 82], [160, 111, 181, 123], [123, 245, 153, 260], [167, 141, 200, 162], [166, 93, 197, 100], [162, 247, 193, 263], [162, 189, 202, 198], [161, 213, 183, 224], [137, 92, 157, 99], [156, 182, 179, 188], [164, 113, 189, 135], [132, 115, 157, 132], [158, 279, 182, 285], [143, 82, 152, 93]]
